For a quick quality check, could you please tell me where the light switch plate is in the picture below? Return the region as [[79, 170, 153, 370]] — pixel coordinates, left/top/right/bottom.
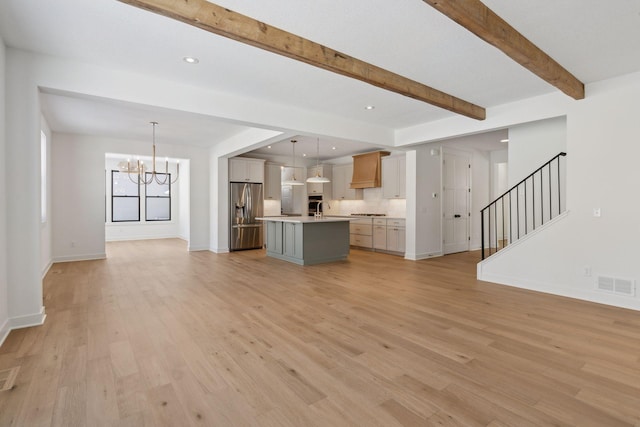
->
[[593, 208, 601, 217]]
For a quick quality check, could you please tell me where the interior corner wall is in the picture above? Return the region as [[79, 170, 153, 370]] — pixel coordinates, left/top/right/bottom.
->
[[479, 71, 640, 311], [40, 114, 53, 277], [178, 161, 190, 240], [405, 147, 442, 260], [5, 48, 45, 329], [508, 116, 567, 185], [0, 36, 9, 344], [209, 153, 229, 253], [52, 134, 108, 262]]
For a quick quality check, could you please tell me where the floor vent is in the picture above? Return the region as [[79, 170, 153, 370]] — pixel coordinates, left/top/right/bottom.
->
[[597, 276, 635, 296], [0, 366, 20, 392]]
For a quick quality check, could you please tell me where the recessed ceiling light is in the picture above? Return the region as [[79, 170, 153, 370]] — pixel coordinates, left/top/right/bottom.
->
[[500, 139, 509, 143], [302, 153, 307, 157], [332, 146, 337, 150], [183, 56, 199, 64], [365, 105, 375, 110], [267, 145, 272, 149]]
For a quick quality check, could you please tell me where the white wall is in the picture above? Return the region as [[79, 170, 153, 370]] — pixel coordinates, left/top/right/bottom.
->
[[5, 48, 45, 330], [52, 133, 208, 260], [104, 156, 182, 242], [479, 72, 640, 311], [0, 35, 9, 345], [40, 115, 53, 277], [179, 161, 190, 240], [406, 147, 442, 260], [508, 116, 567, 185]]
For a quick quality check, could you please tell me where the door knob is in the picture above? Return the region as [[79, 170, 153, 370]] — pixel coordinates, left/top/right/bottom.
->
[[454, 214, 461, 218]]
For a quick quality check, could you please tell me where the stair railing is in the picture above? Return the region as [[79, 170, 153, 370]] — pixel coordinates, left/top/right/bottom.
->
[[481, 152, 566, 260]]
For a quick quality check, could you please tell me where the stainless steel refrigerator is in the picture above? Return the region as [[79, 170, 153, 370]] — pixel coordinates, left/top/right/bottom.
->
[[230, 182, 263, 251]]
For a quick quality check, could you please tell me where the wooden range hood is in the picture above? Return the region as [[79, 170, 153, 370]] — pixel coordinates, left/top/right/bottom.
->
[[350, 151, 390, 189]]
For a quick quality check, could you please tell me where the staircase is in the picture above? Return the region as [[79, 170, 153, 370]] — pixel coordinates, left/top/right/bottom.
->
[[481, 152, 566, 259]]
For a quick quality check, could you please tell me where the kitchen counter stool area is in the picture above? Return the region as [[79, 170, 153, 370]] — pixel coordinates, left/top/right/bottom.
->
[[258, 217, 351, 265]]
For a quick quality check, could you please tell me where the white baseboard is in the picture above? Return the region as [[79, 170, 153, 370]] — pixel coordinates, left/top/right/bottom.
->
[[0, 318, 10, 348], [405, 251, 442, 261], [52, 253, 106, 263], [188, 245, 210, 252], [106, 234, 179, 242], [478, 269, 640, 312], [209, 247, 230, 254], [0, 306, 47, 348]]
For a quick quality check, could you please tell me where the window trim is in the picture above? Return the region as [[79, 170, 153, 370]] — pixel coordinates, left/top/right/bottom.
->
[[111, 170, 140, 222], [145, 172, 171, 222]]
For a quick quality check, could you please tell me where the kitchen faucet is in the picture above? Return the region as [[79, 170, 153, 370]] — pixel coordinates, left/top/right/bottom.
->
[[315, 201, 331, 218]]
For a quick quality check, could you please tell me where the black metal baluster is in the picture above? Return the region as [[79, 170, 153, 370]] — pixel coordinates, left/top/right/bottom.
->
[[532, 174, 536, 230], [501, 197, 506, 250], [509, 190, 513, 246], [557, 156, 562, 216], [517, 184, 520, 239], [493, 203, 498, 252], [481, 208, 485, 259]]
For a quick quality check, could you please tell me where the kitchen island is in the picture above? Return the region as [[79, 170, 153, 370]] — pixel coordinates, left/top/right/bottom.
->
[[257, 216, 351, 265]]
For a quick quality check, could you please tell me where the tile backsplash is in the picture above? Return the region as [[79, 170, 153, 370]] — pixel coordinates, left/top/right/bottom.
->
[[324, 187, 406, 218]]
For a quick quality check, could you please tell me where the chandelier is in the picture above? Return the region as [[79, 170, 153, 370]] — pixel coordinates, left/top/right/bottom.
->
[[121, 122, 179, 185]]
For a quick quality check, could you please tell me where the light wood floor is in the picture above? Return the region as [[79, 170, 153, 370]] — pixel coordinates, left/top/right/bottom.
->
[[1, 239, 640, 426]]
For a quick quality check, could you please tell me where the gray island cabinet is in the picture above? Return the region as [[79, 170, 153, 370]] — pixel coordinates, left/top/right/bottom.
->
[[257, 216, 351, 265]]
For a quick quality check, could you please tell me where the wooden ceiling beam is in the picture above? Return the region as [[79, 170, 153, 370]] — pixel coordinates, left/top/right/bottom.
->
[[423, 0, 585, 100], [117, 0, 486, 120]]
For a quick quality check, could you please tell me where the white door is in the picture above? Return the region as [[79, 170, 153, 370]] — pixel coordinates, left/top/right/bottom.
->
[[443, 151, 470, 254]]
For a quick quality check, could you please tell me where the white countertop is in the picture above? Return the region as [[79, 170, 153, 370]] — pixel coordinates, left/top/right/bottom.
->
[[257, 216, 354, 223]]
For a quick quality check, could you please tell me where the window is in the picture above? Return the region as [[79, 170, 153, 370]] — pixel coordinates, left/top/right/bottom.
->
[[111, 171, 140, 222], [145, 173, 171, 221], [41, 131, 47, 223]]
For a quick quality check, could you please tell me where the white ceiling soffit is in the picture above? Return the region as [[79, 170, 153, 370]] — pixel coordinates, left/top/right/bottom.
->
[[1, 1, 639, 142], [250, 135, 391, 162], [39, 90, 253, 147]]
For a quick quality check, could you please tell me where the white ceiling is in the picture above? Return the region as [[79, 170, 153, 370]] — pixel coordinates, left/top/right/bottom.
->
[[2, 0, 640, 155]]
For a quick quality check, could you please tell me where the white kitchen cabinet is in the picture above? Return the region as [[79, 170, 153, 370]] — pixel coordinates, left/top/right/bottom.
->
[[229, 157, 265, 183], [386, 219, 406, 253], [264, 163, 282, 200], [349, 218, 373, 249], [306, 165, 333, 199], [382, 155, 406, 199], [373, 219, 387, 250], [332, 164, 363, 200]]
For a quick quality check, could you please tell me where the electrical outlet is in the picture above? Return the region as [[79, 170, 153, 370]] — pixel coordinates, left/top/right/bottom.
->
[[584, 266, 592, 277], [593, 208, 601, 217], [70, 241, 75, 247]]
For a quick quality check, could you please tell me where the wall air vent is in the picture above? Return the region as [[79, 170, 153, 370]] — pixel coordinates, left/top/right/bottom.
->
[[597, 276, 635, 296]]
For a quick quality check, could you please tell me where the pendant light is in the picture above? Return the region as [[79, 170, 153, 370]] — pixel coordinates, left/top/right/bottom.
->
[[306, 137, 330, 183], [282, 140, 304, 186]]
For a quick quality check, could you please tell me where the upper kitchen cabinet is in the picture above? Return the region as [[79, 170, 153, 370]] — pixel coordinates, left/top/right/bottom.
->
[[229, 157, 265, 183], [306, 165, 332, 199], [332, 164, 363, 200], [382, 155, 406, 199], [264, 163, 282, 200]]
